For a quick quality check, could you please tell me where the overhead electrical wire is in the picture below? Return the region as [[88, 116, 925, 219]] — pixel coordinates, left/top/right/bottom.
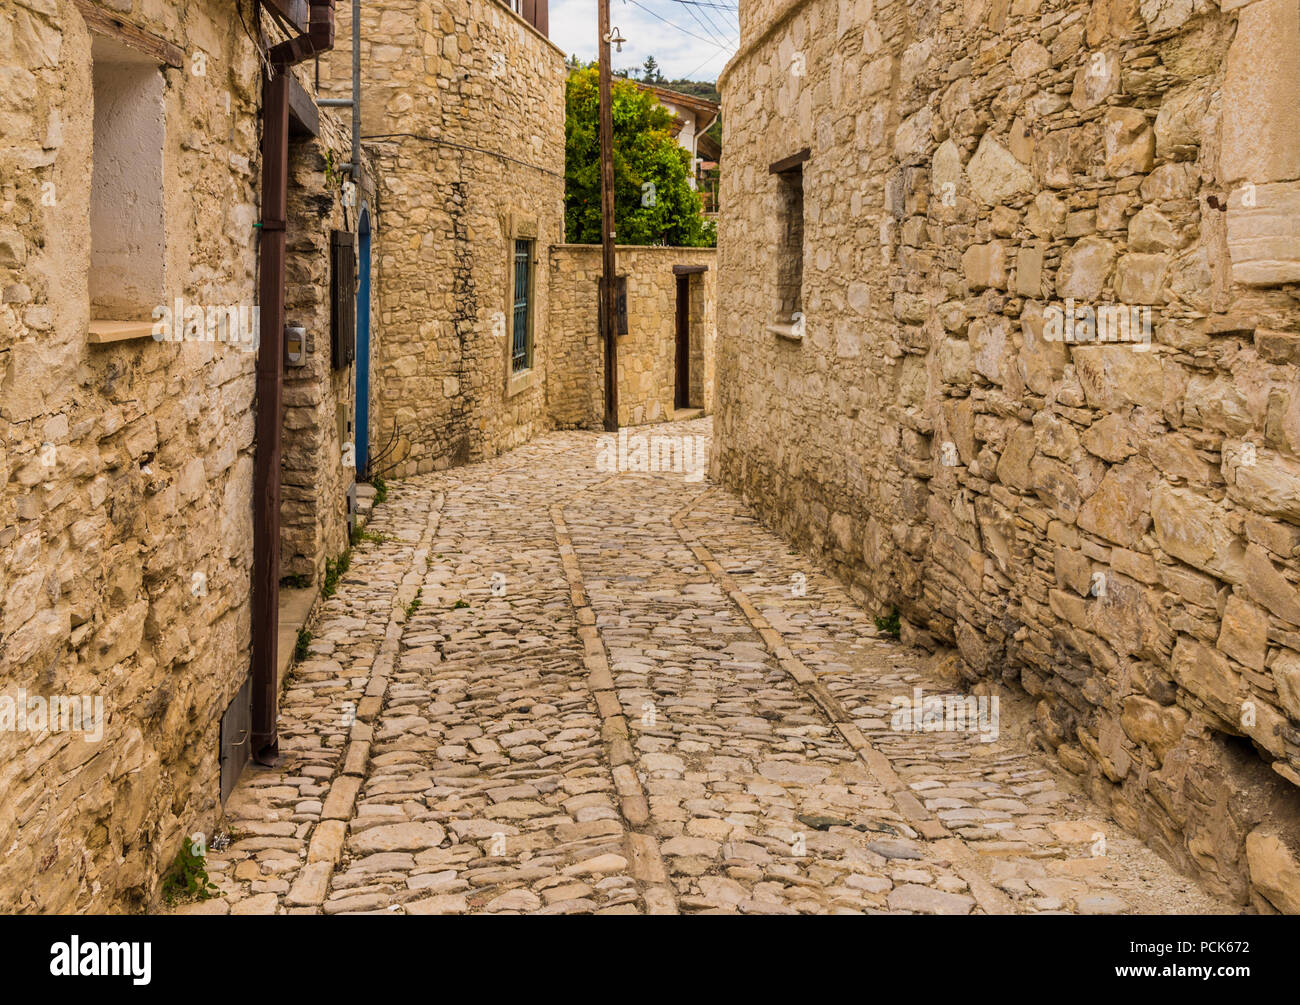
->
[[622, 0, 735, 54], [679, 2, 735, 52], [665, 0, 739, 48], [669, 0, 739, 47]]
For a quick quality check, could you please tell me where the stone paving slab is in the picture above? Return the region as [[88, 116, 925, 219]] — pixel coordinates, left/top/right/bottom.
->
[[181, 418, 1231, 915]]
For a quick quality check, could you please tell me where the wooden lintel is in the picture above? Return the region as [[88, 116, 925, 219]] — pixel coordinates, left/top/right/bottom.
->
[[672, 264, 709, 275], [72, 0, 184, 68], [768, 148, 811, 174]]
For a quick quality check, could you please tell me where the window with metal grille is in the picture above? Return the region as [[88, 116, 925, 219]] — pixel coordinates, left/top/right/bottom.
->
[[511, 239, 533, 373], [331, 229, 356, 370]]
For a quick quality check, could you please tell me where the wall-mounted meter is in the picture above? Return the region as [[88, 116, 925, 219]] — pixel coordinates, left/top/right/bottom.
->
[[285, 324, 307, 366]]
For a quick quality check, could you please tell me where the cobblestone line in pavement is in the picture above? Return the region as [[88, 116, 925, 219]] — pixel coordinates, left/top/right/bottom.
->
[[669, 490, 1014, 915], [300, 492, 442, 911], [678, 480, 1229, 915], [551, 504, 678, 915], [323, 456, 646, 914], [175, 483, 442, 914], [558, 442, 989, 914]]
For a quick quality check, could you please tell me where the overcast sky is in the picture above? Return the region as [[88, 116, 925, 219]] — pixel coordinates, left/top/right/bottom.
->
[[549, 0, 739, 82]]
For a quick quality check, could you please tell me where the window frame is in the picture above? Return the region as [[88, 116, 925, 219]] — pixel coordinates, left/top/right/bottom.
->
[[503, 213, 540, 397]]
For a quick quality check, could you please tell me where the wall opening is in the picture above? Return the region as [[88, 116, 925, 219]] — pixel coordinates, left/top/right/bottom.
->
[[89, 34, 166, 321], [773, 164, 804, 326]]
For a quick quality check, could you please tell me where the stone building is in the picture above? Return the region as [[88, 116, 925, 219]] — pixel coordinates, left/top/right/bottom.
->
[[636, 83, 721, 190], [0, 0, 364, 912], [715, 0, 1300, 909], [318, 0, 567, 478]]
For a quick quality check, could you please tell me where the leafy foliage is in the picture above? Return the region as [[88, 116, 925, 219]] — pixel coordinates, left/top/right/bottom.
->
[[875, 607, 902, 639], [294, 627, 311, 663], [351, 526, 392, 547], [564, 68, 715, 248], [323, 548, 351, 598], [161, 836, 217, 905]]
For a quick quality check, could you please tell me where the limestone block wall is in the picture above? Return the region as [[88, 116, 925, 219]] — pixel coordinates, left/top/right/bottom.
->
[[715, 0, 1300, 909], [280, 118, 377, 583], [0, 0, 264, 911], [547, 245, 717, 429], [318, 0, 565, 477]]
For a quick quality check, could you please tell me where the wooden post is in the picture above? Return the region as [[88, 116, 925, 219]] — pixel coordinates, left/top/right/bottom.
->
[[598, 0, 619, 432]]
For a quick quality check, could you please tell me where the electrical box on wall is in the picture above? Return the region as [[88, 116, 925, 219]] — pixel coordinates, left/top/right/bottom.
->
[[598, 275, 629, 337], [285, 324, 307, 366]]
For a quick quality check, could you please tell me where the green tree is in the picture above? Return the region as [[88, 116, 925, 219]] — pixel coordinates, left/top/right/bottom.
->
[[642, 55, 663, 82], [564, 68, 715, 248]]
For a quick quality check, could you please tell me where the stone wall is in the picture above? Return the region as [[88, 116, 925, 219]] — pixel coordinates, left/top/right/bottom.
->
[[280, 120, 377, 583], [0, 0, 264, 911], [318, 0, 566, 478], [548, 245, 717, 428], [715, 0, 1300, 910]]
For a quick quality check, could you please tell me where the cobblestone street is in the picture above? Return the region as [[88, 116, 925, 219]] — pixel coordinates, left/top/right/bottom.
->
[[193, 418, 1230, 915]]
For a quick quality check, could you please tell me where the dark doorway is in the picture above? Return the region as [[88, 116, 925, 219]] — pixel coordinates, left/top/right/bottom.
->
[[675, 273, 690, 409]]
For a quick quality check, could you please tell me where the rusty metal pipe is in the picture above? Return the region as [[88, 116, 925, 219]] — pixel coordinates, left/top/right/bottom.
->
[[251, 0, 336, 763]]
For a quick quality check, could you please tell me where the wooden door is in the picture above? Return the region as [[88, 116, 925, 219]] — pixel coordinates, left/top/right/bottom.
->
[[675, 274, 690, 409]]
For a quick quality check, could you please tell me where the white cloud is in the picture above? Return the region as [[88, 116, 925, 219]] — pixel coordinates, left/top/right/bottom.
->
[[549, 0, 737, 81]]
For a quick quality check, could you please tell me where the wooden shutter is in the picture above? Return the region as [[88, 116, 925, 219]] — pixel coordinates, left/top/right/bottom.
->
[[331, 230, 356, 370]]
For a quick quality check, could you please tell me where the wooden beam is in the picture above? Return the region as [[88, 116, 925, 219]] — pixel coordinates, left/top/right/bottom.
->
[[287, 72, 320, 138], [672, 264, 709, 275], [263, 0, 310, 34], [72, 0, 184, 68], [768, 148, 811, 174]]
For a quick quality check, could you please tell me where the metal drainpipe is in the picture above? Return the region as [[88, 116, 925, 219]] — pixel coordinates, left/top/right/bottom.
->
[[252, 66, 289, 764], [317, 0, 360, 179], [351, 0, 360, 180], [251, 0, 337, 764]]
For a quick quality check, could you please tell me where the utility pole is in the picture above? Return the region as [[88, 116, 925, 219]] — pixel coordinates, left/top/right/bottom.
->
[[598, 0, 619, 432]]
